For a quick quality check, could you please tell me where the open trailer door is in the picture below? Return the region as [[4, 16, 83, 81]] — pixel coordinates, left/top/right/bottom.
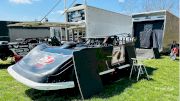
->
[[132, 10, 179, 54]]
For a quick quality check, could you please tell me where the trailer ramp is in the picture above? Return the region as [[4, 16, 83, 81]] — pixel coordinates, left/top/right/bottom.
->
[[136, 48, 160, 59]]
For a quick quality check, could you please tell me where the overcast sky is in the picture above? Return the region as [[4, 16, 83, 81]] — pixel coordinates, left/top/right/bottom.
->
[[0, 0, 179, 22]]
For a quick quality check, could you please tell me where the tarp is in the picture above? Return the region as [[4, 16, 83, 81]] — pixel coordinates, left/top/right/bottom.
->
[[133, 20, 164, 49], [139, 25, 163, 50], [153, 29, 163, 48], [139, 24, 153, 48]]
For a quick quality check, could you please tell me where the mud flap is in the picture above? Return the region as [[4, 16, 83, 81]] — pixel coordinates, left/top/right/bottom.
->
[[73, 48, 103, 99], [153, 48, 160, 58]]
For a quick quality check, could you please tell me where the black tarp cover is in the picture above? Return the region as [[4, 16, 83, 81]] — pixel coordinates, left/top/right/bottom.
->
[[152, 29, 163, 48], [139, 25, 163, 49], [133, 20, 164, 49], [139, 24, 153, 48]]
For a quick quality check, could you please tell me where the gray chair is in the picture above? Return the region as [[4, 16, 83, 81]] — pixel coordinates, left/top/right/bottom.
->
[[129, 58, 150, 81]]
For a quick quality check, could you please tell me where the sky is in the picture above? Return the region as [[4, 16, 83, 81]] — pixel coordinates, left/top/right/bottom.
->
[[0, 0, 179, 22]]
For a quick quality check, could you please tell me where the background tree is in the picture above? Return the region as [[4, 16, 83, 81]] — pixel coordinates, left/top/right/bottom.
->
[[144, 0, 175, 11], [119, 0, 179, 16]]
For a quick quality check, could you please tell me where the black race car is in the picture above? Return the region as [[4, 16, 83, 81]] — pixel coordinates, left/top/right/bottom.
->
[[8, 36, 136, 98]]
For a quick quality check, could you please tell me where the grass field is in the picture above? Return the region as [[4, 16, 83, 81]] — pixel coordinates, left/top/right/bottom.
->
[[0, 56, 179, 101]]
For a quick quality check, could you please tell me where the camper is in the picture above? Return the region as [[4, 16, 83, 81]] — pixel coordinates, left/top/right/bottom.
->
[[132, 10, 179, 54]]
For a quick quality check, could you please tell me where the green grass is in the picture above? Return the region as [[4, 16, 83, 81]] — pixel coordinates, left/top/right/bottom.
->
[[0, 56, 179, 101]]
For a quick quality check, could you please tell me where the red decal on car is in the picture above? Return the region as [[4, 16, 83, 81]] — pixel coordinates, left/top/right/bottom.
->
[[35, 56, 55, 68]]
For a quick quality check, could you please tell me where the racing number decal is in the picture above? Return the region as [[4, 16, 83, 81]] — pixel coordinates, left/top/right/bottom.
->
[[42, 56, 55, 64], [36, 56, 55, 68]]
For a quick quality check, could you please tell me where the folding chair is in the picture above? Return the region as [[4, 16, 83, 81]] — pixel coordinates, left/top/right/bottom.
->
[[129, 58, 150, 81]]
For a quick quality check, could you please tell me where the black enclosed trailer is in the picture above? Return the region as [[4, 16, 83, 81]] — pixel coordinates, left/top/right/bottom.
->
[[132, 10, 179, 55]]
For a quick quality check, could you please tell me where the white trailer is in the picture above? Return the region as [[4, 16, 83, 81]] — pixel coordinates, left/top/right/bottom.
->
[[66, 4, 132, 41], [132, 10, 179, 53]]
